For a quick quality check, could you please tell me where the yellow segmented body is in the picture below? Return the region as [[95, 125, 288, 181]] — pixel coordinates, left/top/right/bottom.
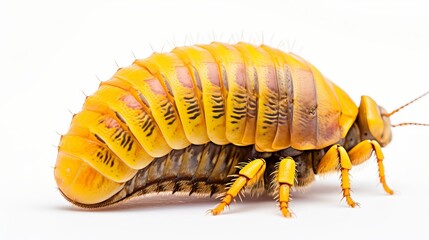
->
[[54, 42, 358, 206]]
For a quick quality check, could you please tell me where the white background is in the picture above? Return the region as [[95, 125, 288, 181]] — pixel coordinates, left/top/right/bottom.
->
[[1, 0, 429, 239]]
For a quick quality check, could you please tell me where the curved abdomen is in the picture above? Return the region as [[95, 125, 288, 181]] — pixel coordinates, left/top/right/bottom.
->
[[54, 42, 358, 205]]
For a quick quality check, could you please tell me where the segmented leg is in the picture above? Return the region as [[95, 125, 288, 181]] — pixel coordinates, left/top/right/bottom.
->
[[348, 140, 394, 195], [210, 159, 266, 215], [317, 144, 358, 208], [276, 157, 296, 218]]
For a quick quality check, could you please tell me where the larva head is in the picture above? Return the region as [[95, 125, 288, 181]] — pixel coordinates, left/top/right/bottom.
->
[[357, 96, 392, 147], [357, 91, 429, 147]]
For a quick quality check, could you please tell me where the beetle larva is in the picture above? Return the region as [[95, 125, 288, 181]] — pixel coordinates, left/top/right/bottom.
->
[[54, 42, 428, 217]]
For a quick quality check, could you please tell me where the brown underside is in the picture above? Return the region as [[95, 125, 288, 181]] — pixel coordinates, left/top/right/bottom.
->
[[62, 122, 363, 209], [62, 131, 363, 209]]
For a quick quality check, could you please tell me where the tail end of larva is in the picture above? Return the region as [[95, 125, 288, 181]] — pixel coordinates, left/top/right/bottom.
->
[[54, 152, 124, 206]]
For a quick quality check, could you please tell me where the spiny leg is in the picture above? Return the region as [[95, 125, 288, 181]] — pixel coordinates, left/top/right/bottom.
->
[[348, 140, 394, 195], [317, 144, 358, 208], [276, 157, 296, 218], [210, 158, 266, 215]]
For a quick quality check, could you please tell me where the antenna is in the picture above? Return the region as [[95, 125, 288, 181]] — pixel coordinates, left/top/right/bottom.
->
[[383, 91, 429, 117], [392, 123, 429, 127], [387, 90, 429, 128]]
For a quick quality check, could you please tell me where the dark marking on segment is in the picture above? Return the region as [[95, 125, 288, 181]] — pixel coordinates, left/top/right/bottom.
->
[[188, 113, 200, 120], [167, 119, 176, 125], [186, 104, 198, 111], [211, 95, 223, 104], [137, 113, 147, 121], [115, 112, 126, 123], [183, 96, 195, 101], [233, 106, 246, 111], [163, 104, 176, 123], [119, 132, 127, 146], [113, 129, 123, 140], [141, 118, 150, 131], [230, 115, 244, 120], [264, 112, 278, 117], [97, 151, 105, 163], [164, 104, 174, 118], [187, 107, 199, 115], [264, 114, 278, 121], [124, 135, 131, 149], [213, 113, 225, 119], [146, 126, 155, 137], [265, 105, 277, 114], [263, 120, 274, 125], [233, 99, 246, 104], [110, 156, 114, 167], [94, 134, 106, 144], [127, 140, 134, 151], [103, 151, 109, 164], [120, 134, 127, 147], [164, 114, 175, 121], [159, 100, 169, 108], [232, 109, 246, 115], [247, 98, 258, 118], [143, 119, 153, 132], [233, 94, 245, 99], [118, 131, 126, 145], [107, 152, 113, 167], [267, 98, 277, 106]]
